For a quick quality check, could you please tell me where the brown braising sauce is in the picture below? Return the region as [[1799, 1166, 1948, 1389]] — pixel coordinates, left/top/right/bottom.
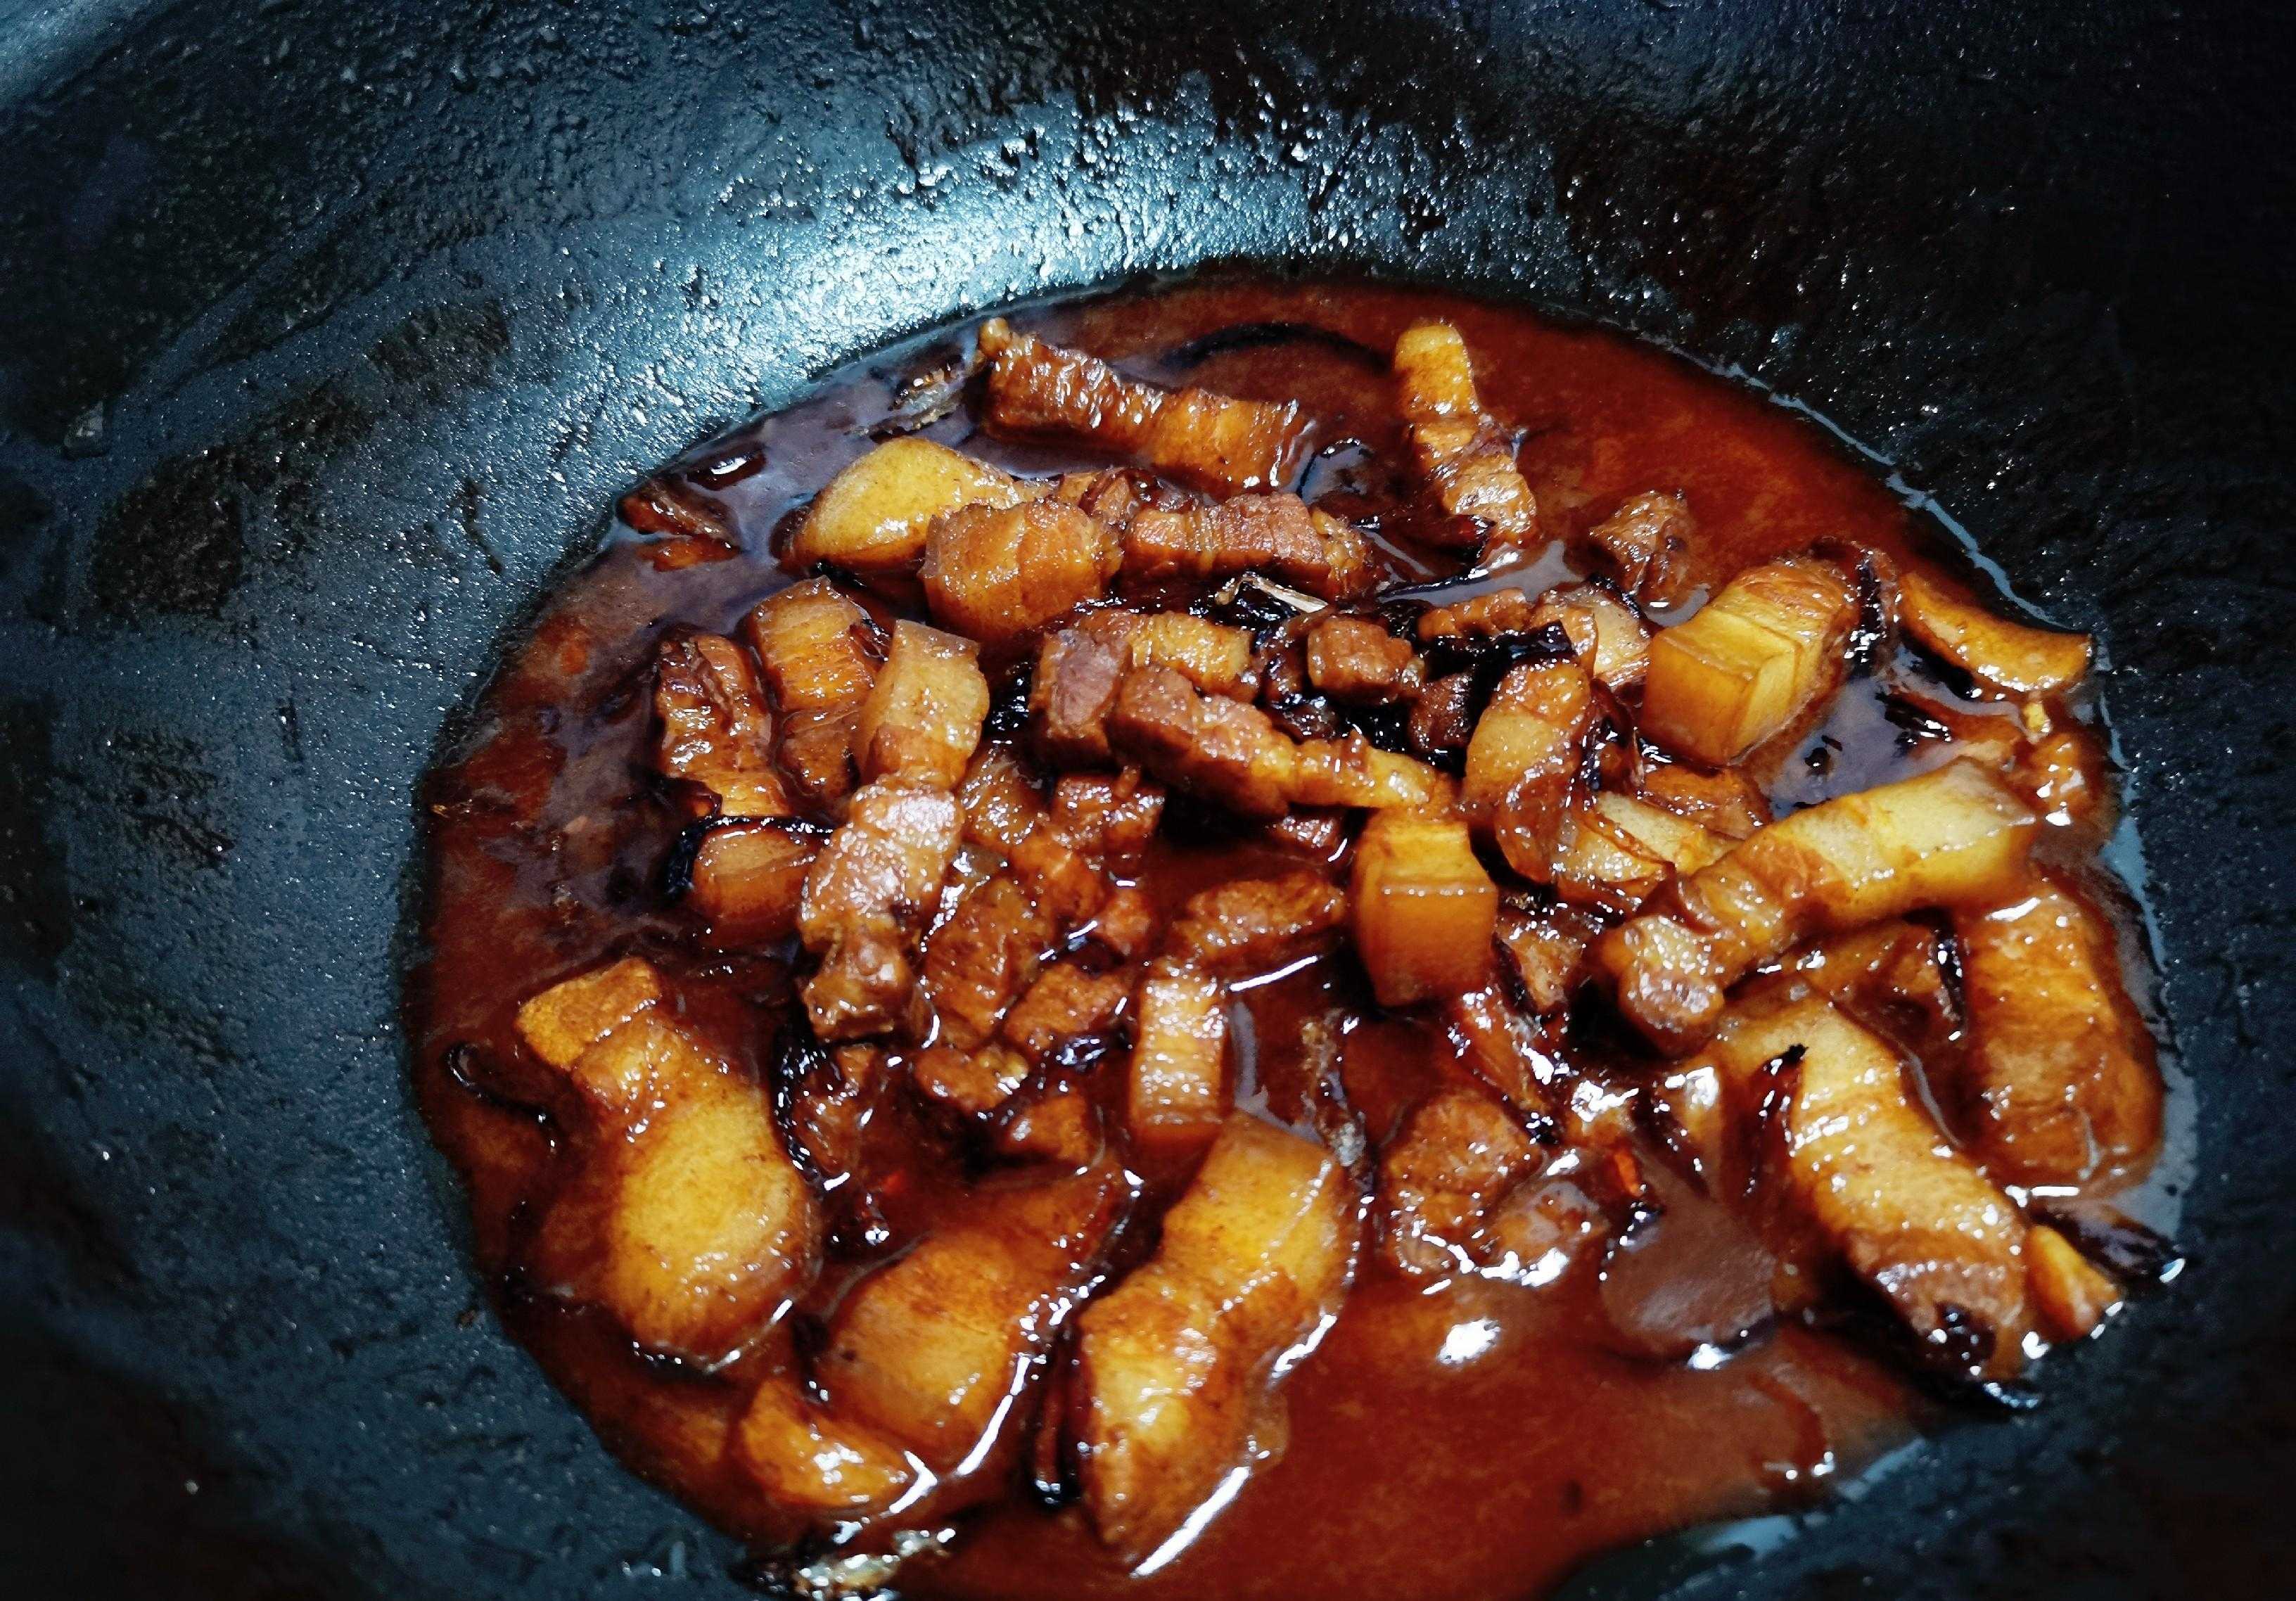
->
[[409, 277, 2176, 1600]]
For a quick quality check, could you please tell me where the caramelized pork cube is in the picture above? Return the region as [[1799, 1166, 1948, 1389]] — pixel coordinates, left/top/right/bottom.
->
[[1108, 665, 1297, 819], [1408, 670, 1479, 760], [977, 318, 1310, 496], [1637, 763, 1772, 841], [798, 781, 963, 1039], [1392, 321, 1539, 551], [996, 1084, 1106, 1166], [1445, 983, 1565, 1122], [923, 874, 1052, 1049], [922, 499, 1120, 645], [1031, 626, 1130, 766], [1642, 556, 1858, 765], [1351, 810, 1498, 1007], [746, 578, 882, 805], [1048, 770, 1167, 872], [1380, 1085, 1541, 1276], [653, 632, 788, 817], [1080, 608, 1260, 699], [1122, 494, 1373, 600], [1954, 878, 2162, 1187], [2012, 724, 2107, 829], [1598, 760, 2037, 1050], [1288, 733, 1458, 810], [1583, 490, 1694, 608], [822, 1168, 1124, 1467], [913, 1041, 1033, 1118], [1305, 615, 1423, 703], [688, 817, 822, 945], [1785, 919, 1959, 1040], [1074, 1114, 1358, 1560], [790, 437, 1035, 574], [1550, 808, 1672, 917], [1415, 586, 1538, 643], [1004, 962, 1133, 1064], [517, 962, 821, 1360], [1172, 874, 1349, 978], [1496, 901, 1595, 1015], [1462, 658, 1593, 879], [1127, 959, 1230, 1149], [1690, 996, 2046, 1380], [736, 1370, 917, 1513], [853, 620, 990, 788], [1898, 567, 2092, 697], [1577, 792, 1733, 886], [1527, 583, 1652, 690]]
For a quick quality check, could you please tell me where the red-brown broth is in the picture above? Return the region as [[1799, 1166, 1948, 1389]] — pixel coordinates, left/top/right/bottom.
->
[[408, 276, 2176, 1599]]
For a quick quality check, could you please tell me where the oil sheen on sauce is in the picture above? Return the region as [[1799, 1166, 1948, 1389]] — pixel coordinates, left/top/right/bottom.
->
[[408, 276, 2180, 1600]]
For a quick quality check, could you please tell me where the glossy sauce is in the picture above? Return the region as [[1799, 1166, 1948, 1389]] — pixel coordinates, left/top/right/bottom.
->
[[408, 277, 2176, 1598]]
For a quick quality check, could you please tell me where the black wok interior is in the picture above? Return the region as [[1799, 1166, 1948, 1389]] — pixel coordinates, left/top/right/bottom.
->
[[2, 2, 2292, 1596]]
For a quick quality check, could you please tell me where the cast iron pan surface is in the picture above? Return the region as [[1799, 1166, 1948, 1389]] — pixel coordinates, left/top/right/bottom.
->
[[2, 1, 2292, 1596]]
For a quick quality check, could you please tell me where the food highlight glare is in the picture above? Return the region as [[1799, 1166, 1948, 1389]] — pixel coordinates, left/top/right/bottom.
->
[[413, 281, 2175, 1601]]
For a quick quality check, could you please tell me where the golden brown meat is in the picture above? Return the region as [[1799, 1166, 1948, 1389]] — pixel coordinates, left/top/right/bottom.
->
[[687, 817, 822, 945], [1685, 995, 2097, 1379], [1392, 321, 1539, 553], [1080, 608, 1261, 699], [912, 1041, 1033, 1118], [1898, 568, 2091, 697], [1031, 625, 1131, 766], [1954, 878, 2162, 1187], [1379, 1085, 1542, 1277], [1107, 664, 1299, 819], [1462, 658, 1593, 879], [1002, 962, 1133, 1063], [790, 437, 1036, 574], [819, 1166, 1125, 1468], [1637, 762, 1773, 841], [653, 632, 788, 817], [1642, 556, 1858, 766], [921, 499, 1120, 645], [921, 872, 1052, 1050], [736, 1370, 917, 1513], [1171, 874, 1350, 978], [1415, 585, 1538, 643], [977, 317, 1310, 497], [515, 961, 820, 1362], [1351, 810, 1499, 1007], [1527, 583, 1652, 691], [1127, 960, 1231, 1149], [1495, 901, 1596, 1015], [1597, 760, 2037, 1051], [1121, 494, 1374, 600], [1073, 1114, 1359, 1561], [745, 578, 882, 806], [1305, 615, 1423, 703], [851, 620, 990, 789], [1583, 490, 1694, 608], [797, 780, 964, 1040]]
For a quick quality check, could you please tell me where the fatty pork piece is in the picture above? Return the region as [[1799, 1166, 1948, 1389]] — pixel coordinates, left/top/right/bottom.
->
[[687, 817, 824, 946], [1527, 583, 1652, 691], [1128, 959, 1231, 1149], [1351, 810, 1500, 1007], [745, 578, 882, 807], [1550, 791, 1735, 917], [1897, 567, 2092, 697], [1597, 759, 2038, 1052], [1121, 493, 1375, 601], [1954, 877, 2162, 1187], [736, 1369, 920, 1514], [653, 632, 789, 817], [797, 780, 963, 1040], [1641, 556, 1858, 766], [1462, 658, 1593, 879], [817, 1166, 1126, 1471], [1379, 1085, 1542, 1277], [789, 436, 1037, 574], [1496, 900, 1598, 1016], [923, 872, 1054, 1051], [921, 498, 1121, 645], [1106, 664, 1453, 819], [1685, 995, 2118, 1377], [976, 317, 1310, 497], [1074, 1114, 1360, 1562], [1305, 615, 1423, 703], [1391, 320, 1540, 553], [1171, 874, 1350, 978], [514, 959, 819, 1361], [851, 620, 989, 789], [1584, 490, 1695, 608]]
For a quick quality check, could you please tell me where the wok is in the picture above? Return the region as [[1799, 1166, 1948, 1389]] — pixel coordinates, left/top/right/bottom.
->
[[1, 1, 2291, 1596]]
